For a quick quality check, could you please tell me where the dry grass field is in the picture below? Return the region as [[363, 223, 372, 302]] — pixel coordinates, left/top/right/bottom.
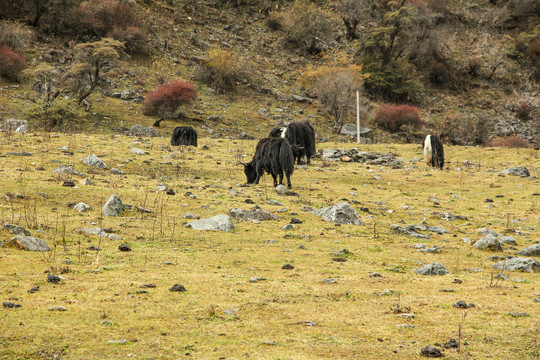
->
[[0, 130, 538, 360]]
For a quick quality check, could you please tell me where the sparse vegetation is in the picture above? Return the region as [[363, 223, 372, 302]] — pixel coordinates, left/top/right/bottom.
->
[[198, 47, 246, 93]]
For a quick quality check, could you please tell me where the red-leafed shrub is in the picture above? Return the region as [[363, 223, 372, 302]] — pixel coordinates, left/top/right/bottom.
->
[[143, 80, 198, 119], [374, 104, 423, 133], [515, 101, 533, 120], [0, 46, 26, 81], [108, 26, 149, 56], [488, 135, 531, 148]]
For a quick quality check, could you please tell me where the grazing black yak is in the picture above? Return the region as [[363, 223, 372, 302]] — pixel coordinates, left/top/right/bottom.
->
[[269, 121, 316, 165], [171, 126, 197, 147], [423, 135, 444, 169], [242, 137, 295, 188]]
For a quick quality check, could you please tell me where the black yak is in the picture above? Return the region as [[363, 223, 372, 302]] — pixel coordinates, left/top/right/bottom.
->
[[269, 121, 316, 165], [423, 135, 444, 169], [171, 126, 197, 147], [242, 137, 295, 188]]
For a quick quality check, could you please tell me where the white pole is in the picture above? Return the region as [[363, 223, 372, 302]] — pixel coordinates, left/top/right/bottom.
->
[[356, 91, 360, 144]]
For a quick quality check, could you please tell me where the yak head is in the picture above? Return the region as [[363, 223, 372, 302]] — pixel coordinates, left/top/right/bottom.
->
[[241, 161, 257, 184]]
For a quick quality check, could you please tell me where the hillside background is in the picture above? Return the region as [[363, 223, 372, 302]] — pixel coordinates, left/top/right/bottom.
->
[[0, 0, 539, 146]]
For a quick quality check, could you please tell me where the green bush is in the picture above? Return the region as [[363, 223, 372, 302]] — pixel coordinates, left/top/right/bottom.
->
[[362, 60, 424, 103], [24, 98, 85, 131]]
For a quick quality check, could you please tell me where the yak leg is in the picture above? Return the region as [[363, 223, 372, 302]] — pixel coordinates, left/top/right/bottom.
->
[[272, 173, 278, 187], [286, 173, 292, 189]]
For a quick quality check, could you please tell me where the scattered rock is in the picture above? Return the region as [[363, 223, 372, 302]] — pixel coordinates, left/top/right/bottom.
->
[[323, 278, 338, 284], [473, 235, 503, 251], [3, 224, 31, 236], [28, 286, 39, 293], [62, 180, 75, 187], [110, 168, 125, 175], [275, 185, 288, 195], [452, 301, 474, 309], [74, 203, 92, 212], [47, 274, 61, 284], [492, 257, 539, 272], [229, 206, 279, 221], [320, 149, 403, 168], [509, 312, 530, 317], [48, 306, 67, 311], [499, 166, 530, 178], [391, 224, 447, 239], [140, 284, 156, 288], [183, 213, 200, 219], [83, 154, 107, 169], [127, 125, 160, 137], [118, 243, 131, 252], [420, 345, 444, 358], [249, 277, 266, 283], [340, 123, 373, 137], [5, 236, 50, 251], [281, 224, 293, 230], [499, 236, 517, 245], [444, 339, 459, 349], [166, 189, 175, 195], [103, 194, 124, 216], [169, 284, 186, 292], [369, 272, 383, 278], [130, 148, 148, 155], [312, 203, 364, 225], [186, 215, 234, 232], [415, 262, 449, 276], [418, 246, 442, 254], [3, 302, 22, 308], [516, 244, 540, 257], [282, 264, 294, 270], [477, 228, 499, 237], [53, 165, 86, 177]]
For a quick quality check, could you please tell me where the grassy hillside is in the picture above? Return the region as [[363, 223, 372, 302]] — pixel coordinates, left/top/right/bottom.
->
[[0, 131, 539, 359]]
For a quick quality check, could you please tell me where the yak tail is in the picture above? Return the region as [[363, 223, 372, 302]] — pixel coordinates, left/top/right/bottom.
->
[[279, 139, 295, 175]]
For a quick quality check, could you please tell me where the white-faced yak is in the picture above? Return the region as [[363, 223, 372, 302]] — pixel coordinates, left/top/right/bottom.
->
[[269, 121, 316, 165], [171, 126, 197, 147], [423, 135, 444, 169], [242, 137, 295, 188]]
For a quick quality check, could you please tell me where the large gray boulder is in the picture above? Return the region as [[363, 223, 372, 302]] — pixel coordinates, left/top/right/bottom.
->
[[473, 234, 503, 251], [83, 154, 107, 169], [516, 244, 540, 257], [1, 119, 28, 132], [415, 262, 449, 275], [312, 203, 364, 225], [3, 224, 31, 236], [127, 125, 160, 137], [320, 149, 403, 168], [499, 166, 530, 177], [103, 194, 124, 216], [229, 207, 279, 221], [340, 123, 373, 137], [186, 215, 234, 232], [492, 257, 539, 272], [5, 236, 50, 251]]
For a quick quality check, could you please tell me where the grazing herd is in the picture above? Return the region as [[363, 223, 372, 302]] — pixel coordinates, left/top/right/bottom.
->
[[170, 122, 446, 189]]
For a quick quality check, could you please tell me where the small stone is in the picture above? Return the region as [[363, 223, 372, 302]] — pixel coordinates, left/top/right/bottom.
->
[[169, 284, 187, 292], [509, 312, 529, 317], [420, 345, 444, 358], [290, 218, 303, 224], [369, 272, 383, 278], [47, 274, 61, 284], [281, 224, 293, 230], [3, 302, 22, 308], [453, 279, 463, 284], [62, 180, 75, 187], [166, 189, 175, 195], [415, 262, 449, 276], [28, 286, 40, 293], [333, 257, 347, 262], [452, 301, 468, 309], [323, 278, 338, 284], [397, 313, 415, 319], [118, 243, 131, 252], [249, 277, 267, 283], [282, 264, 294, 270], [48, 306, 67, 311]]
